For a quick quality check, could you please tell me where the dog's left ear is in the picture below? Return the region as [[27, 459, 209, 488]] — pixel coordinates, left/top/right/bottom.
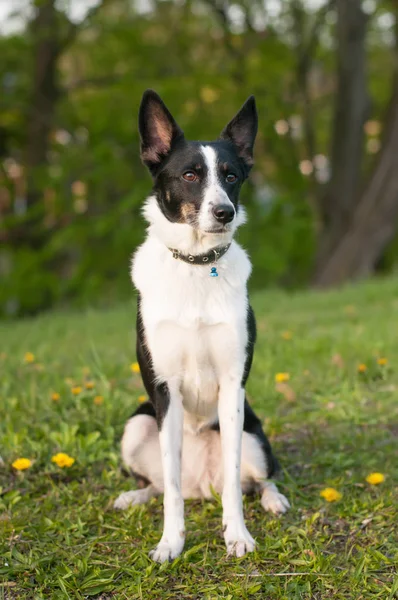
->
[[139, 89, 184, 174], [219, 96, 258, 168]]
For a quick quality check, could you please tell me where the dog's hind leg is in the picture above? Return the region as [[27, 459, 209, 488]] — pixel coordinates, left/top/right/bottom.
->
[[241, 408, 290, 515], [114, 484, 158, 509], [241, 433, 290, 515], [259, 481, 290, 515], [114, 406, 163, 510]]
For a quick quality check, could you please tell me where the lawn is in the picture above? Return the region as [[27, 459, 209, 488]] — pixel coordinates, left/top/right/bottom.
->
[[1, 277, 397, 599]]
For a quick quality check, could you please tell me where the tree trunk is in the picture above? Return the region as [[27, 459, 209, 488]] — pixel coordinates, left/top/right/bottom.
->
[[313, 0, 398, 287], [25, 0, 60, 213], [313, 84, 398, 286], [313, 0, 369, 281]]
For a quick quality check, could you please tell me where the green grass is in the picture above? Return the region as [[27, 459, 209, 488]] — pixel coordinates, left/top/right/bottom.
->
[[1, 277, 397, 599]]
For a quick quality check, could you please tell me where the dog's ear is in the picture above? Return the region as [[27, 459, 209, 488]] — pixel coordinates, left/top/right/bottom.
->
[[139, 90, 184, 173], [219, 96, 258, 168]]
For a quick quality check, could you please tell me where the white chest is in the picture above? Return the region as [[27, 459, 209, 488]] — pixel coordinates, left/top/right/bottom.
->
[[132, 237, 251, 423]]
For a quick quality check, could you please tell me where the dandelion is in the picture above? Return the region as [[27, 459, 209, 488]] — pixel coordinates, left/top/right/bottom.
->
[[85, 381, 95, 390], [275, 372, 290, 383], [93, 395, 104, 406], [51, 453, 75, 468], [12, 458, 32, 471], [24, 352, 35, 364], [131, 362, 140, 374], [366, 472, 385, 485], [320, 487, 342, 502], [51, 392, 60, 402], [377, 357, 388, 366], [138, 395, 147, 403], [357, 363, 367, 373], [281, 331, 293, 340], [71, 386, 82, 395]]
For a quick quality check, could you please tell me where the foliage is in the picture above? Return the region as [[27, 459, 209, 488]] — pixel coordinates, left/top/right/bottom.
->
[[1, 277, 398, 597], [0, 1, 396, 315]]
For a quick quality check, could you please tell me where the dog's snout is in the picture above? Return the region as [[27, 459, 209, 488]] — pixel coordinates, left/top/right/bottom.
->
[[212, 204, 235, 224]]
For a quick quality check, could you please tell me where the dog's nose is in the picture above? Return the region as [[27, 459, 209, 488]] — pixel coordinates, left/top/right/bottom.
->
[[212, 204, 235, 224]]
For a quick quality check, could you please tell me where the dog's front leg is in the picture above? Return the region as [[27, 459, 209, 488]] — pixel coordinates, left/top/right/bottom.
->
[[149, 381, 185, 563], [219, 379, 255, 557]]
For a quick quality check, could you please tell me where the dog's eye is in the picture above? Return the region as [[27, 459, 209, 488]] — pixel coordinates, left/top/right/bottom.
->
[[182, 171, 198, 182], [226, 173, 237, 183]]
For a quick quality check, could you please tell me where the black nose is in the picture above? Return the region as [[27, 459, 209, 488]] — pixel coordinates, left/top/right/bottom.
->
[[212, 204, 235, 224]]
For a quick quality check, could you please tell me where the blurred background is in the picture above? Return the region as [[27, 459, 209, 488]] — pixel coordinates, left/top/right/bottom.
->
[[0, 0, 397, 317]]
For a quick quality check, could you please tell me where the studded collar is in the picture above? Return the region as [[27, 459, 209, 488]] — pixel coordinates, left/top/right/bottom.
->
[[168, 243, 231, 265]]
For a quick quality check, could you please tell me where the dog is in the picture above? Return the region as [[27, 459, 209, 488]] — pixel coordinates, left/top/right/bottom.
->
[[114, 90, 289, 563]]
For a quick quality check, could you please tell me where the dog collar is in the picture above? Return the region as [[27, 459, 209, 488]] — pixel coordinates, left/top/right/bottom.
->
[[168, 243, 231, 277]]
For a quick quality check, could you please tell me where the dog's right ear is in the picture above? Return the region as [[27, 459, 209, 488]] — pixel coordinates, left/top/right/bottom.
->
[[139, 90, 184, 174]]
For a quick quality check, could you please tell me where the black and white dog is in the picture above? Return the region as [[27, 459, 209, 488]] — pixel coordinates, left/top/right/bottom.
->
[[114, 90, 289, 562]]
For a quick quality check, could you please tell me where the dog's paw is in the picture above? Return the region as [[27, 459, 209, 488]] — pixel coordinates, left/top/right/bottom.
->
[[261, 483, 290, 515], [149, 535, 185, 564], [223, 521, 256, 558], [113, 489, 148, 510]]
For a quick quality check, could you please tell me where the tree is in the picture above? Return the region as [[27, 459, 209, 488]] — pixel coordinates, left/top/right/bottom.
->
[[203, 0, 398, 286], [1, 0, 397, 316], [7, 0, 110, 246], [313, 0, 398, 286]]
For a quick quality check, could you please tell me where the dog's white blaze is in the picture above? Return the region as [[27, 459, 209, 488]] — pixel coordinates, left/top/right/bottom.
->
[[199, 145, 235, 232]]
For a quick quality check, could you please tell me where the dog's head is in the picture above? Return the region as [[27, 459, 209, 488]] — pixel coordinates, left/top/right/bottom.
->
[[139, 90, 257, 235]]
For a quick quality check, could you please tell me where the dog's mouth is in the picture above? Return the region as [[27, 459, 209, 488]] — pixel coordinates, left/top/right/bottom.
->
[[181, 214, 233, 235], [184, 220, 231, 235], [203, 225, 231, 234]]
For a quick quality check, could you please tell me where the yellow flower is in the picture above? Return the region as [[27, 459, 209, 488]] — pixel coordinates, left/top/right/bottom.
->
[[24, 352, 35, 363], [366, 472, 385, 485], [71, 386, 82, 395], [377, 357, 388, 366], [281, 331, 293, 340], [357, 363, 367, 373], [93, 395, 104, 405], [51, 453, 75, 468], [138, 395, 147, 404], [131, 362, 140, 374], [51, 392, 60, 402], [12, 458, 32, 471], [320, 487, 342, 502], [85, 381, 95, 390], [275, 372, 290, 383]]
